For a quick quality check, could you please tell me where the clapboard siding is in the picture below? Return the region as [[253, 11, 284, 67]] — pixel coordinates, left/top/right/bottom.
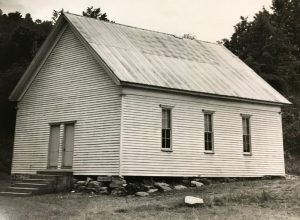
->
[[120, 88, 285, 177], [12, 26, 121, 175]]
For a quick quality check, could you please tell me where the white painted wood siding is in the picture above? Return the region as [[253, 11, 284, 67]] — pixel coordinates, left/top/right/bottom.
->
[[12, 26, 121, 175], [121, 88, 285, 177]]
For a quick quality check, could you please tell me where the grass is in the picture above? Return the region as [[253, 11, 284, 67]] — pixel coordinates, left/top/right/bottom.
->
[[0, 177, 299, 220]]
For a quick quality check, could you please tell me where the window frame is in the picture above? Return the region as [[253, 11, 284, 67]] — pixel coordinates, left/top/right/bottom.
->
[[203, 110, 215, 154], [241, 114, 252, 155], [160, 105, 173, 152]]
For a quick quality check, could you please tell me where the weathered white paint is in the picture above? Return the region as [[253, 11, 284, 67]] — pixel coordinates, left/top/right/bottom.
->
[[120, 87, 285, 177], [11, 20, 286, 178], [12, 26, 122, 175]]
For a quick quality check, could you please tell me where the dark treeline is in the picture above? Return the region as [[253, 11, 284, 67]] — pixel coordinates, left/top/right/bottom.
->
[[0, 1, 299, 173], [0, 10, 52, 171], [222, 0, 300, 170]]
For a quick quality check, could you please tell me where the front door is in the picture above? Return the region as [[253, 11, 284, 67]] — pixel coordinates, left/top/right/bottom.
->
[[48, 124, 60, 168], [62, 123, 75, 168]]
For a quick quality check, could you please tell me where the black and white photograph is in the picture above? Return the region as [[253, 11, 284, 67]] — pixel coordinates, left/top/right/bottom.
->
[[0, 0, 299, 219]]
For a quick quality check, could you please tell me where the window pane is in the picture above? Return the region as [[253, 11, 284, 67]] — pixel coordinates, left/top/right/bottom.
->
[[162, 108, 172, 149], [246, 135, 250, 145], [166, 129, 171, 139], [246, 118, 250, 134], [205, 132, 212, 142], [162, 109, 171, 129], [166, 138, 170, 149], [243, 135, 251, 152], [204, 132, 213, 151], [162, 109, 167, 119], [204, 114, 212, 132], [242, 118, 246, 134], [162, 119, 167, 129], [204, 112, 214, 151], [208, 132, 212, 143], [205, 140, 212, 151], [167, 110, 171, 128], [204, 114, 208, 131], [208, 141, 212, 151], [242, 117, 250, 135], [242, 116, 251, 153]]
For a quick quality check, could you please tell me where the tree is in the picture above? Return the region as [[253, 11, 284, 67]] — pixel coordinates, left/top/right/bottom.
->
[[0, 11, 52, 172], [221, 0, 300, 162], [183, 33, 197, 40], [82, 6, 109, 21], [52, 9, 65, 24]]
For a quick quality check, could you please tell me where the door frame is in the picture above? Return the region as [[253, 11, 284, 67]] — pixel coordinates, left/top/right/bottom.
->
[[47, 123, 61, 169], [61, 121, 76, 169]]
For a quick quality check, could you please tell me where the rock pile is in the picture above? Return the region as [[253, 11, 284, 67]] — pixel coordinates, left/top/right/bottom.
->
[[110, 176, 127, 196], [191, 181, 204, 188], [73, 175, 125, 195], [73, 176, 206, 196], [154, 182, 172, 192]]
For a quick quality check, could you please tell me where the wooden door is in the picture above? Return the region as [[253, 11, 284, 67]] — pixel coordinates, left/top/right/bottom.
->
[[48, 125, 60, 168], [62, 123, 75, 168]]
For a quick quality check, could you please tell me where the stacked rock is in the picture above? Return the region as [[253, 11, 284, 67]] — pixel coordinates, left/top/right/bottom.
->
[[73, 176, 207, 196], [73, 175, 128, 196], [110, 176, 127, 196], [73, 177, 109, 194]]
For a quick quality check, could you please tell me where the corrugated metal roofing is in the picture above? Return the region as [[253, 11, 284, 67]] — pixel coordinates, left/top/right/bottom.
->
[[64, 13, 290, 104]]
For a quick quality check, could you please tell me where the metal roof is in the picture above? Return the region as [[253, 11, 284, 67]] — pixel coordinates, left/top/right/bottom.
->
[[65, 13, 290, 104]]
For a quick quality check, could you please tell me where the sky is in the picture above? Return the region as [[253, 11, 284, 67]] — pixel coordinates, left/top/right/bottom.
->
[[0, 0, 273, 42]]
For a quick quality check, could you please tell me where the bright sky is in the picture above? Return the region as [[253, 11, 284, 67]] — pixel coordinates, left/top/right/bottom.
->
[[0, 0, 273, 42]]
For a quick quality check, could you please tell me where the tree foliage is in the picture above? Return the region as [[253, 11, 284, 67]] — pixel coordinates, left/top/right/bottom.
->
[[222, 0, 300, 156], [82, 6, 109, 21], [52, 9, 65, 24], [183, 33, 197, 40], [51, 6, 110, 25], [0, 11, 52, 171]]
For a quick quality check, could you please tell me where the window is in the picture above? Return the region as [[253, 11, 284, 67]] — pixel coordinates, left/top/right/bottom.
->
[[204, 112, 214, 152], [242, 116, 251, 154], [162, 108, 172, 150]]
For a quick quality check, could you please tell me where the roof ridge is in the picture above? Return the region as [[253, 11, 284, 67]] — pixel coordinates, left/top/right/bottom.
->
[[64, 12, 220, 46]]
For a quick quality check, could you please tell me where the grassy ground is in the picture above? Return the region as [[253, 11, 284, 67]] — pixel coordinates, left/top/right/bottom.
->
[[0, 177, 299, 220]]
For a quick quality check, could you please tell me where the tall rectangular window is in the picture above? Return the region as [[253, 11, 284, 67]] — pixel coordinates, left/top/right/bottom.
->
[[242, 116, 251, 154], [162, 108, 172, 150], [204, 112, 214, 152]]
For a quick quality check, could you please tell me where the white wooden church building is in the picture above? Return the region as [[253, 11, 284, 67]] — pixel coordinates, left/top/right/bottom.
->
[[9, 13, 290, 177]]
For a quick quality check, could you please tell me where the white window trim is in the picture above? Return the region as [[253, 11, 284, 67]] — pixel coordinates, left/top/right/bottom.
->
[[203, 110, 215, 154], [161, 105, 173, 152], [241, 114, 252, 156]]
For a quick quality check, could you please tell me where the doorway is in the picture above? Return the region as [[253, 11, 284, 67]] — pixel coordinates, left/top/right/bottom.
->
[[47, 122, 75, 169], [48, 124, 60, 168], [62, 123, 75, 168]]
